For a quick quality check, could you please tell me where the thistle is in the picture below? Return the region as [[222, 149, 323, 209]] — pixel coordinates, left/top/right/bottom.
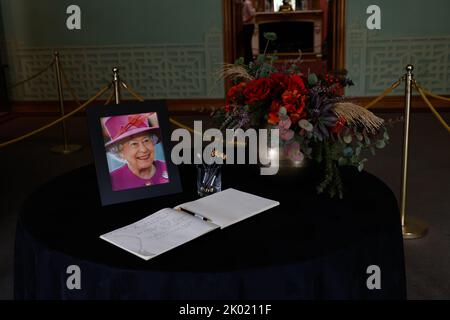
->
[[307, 93, 338, 141]]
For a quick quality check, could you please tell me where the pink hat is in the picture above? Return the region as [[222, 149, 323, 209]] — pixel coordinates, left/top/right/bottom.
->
[[104, 114, 160, 147]]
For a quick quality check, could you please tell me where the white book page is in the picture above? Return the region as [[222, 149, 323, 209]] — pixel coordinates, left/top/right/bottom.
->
[[100, 208, 219, 260], [178, 188, 279, 229]]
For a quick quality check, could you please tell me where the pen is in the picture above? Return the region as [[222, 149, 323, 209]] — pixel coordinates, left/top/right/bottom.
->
[[179, 207, 211, 222]]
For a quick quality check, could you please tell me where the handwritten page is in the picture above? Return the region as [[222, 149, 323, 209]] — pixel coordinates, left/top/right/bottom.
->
[[179, 188, 279, 229], [100, 208, 219, 260]]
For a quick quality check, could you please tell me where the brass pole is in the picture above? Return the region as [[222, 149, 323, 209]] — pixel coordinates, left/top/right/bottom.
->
[[400, 64, 428, 239], [112, 67, 121, 104], [50, 51, 81, 154]]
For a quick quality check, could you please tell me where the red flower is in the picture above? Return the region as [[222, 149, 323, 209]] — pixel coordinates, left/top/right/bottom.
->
[[282, 90, 301, 105], [269, 73, 288, 85], [325, 74, 340, 85], [267, 100, 281, 125], [287, 75, 307, 94], [331, 116, 346, 134], [243, 78, 271, 104], [297, 95, 306, 114], [268, 112, 280, 125], [282, 91, 306, 115], [270, 100, 281, 112], [225, 82, 247, 107], [269, 73, 289, 97]]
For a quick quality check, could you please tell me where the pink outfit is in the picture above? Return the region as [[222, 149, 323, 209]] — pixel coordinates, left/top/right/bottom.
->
[[110, 160, 169, 191]]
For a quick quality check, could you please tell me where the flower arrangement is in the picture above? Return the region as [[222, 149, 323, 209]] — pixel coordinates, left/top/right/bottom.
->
[[213, 33, 390, 198]]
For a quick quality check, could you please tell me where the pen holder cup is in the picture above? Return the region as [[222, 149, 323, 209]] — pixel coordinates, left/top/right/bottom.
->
[[196, 164, 222, 197]]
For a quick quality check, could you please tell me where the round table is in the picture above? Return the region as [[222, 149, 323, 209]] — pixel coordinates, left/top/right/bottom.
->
[[14, 164, 406, 299]]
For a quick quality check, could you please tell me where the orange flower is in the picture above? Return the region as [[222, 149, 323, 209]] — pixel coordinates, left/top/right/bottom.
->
[[297, 96, 306, 114], [282, 90, 301, 105], [287, 74, 307, 94], [267, 100, 281, 125], [282, 91, 305, 116], [268, 111, 280, 125], [289, 112, 302, 124]]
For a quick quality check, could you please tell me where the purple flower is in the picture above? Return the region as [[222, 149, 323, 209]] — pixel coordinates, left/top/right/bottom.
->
[[284, 141, 304, 162]]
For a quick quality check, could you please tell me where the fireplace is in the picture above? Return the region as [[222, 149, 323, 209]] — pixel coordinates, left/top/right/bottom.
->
[[259, 21, 314, 54], [253, 10, 323, 58]]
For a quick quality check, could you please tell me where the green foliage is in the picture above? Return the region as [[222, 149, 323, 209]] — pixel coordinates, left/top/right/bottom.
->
[[375, 140, 386, 149], [343, 135, 352, 144], [316, 142, 343, 199], [234, 57, 245, 65], [308, 73, 319, 86], [263, 32, 277, 41], [311, 123, 390, 198], [256, 55, 266, 63]]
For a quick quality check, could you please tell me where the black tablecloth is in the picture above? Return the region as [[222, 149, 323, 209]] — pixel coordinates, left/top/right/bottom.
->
[[14, 164, 406, 299]]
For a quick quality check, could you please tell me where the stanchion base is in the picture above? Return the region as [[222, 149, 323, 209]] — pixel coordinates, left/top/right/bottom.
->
[[402, 217, 428, 240], [50, 144, 82, 155]]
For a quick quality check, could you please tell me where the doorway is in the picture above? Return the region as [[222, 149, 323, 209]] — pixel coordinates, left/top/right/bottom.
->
[[222, 0, 346, 74]]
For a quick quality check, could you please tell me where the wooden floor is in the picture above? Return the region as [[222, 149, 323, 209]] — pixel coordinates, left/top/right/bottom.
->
[[6, 95, 450, 117], [8, 99, 225, 116]]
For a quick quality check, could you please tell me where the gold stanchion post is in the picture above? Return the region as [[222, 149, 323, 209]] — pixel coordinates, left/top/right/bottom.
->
[[400, 64, 428, 239], [50, 51, 82, 154], [112, 67, 121, 105]]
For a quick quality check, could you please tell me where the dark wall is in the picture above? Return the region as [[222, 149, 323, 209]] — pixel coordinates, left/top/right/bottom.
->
[[0, 3, 9, 111]]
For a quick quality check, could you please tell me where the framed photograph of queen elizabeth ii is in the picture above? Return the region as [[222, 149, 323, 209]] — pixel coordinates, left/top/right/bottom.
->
[[87, 101, 182, 206]]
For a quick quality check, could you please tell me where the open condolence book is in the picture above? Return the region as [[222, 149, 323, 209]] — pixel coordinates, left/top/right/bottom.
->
[[100, 188, 279, 260]]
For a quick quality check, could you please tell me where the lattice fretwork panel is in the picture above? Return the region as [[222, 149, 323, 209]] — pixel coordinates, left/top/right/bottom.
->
[[346, 25, 450, 97], [7, 29, 224, 101]]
